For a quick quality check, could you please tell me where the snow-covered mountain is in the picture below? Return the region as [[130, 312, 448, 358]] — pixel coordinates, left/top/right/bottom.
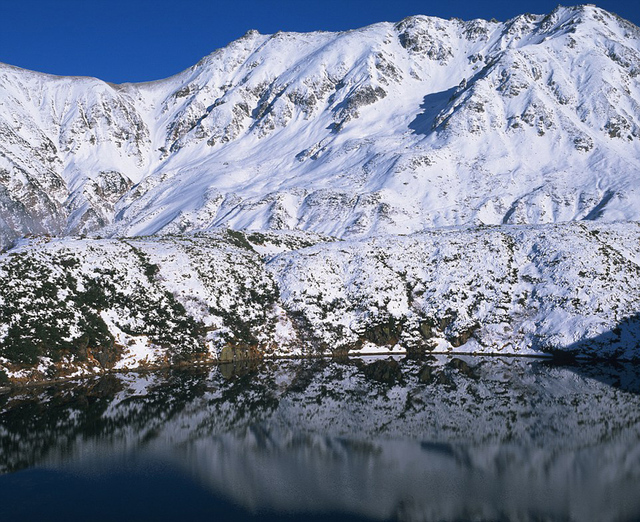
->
[[2, 5, 640, 381], [2, 4, 640, 249]]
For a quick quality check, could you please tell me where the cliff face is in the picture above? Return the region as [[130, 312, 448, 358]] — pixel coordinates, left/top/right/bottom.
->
[[1, 5, 640, 248]]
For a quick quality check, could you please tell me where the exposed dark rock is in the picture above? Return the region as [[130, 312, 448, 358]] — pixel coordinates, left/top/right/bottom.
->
[[363, 318, 403, 346], [448, 323, 480, 348]]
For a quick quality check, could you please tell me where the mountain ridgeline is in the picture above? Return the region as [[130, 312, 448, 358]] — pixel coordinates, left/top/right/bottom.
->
[[1, 5, 640, 248]]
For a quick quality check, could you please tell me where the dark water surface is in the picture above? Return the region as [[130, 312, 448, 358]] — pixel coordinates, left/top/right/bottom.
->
[[2, 355, 640, 521]]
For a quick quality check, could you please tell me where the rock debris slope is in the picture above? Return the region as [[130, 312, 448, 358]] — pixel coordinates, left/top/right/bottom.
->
[[1, 5, 640, 247]]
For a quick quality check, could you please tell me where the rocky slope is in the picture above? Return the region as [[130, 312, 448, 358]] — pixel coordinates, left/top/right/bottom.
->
[[1, 5, 640, 248], [1, 222, 639, 383]]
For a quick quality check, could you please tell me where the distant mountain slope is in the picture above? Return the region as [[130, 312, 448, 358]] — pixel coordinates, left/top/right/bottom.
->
[[1, 5, 640, 248]]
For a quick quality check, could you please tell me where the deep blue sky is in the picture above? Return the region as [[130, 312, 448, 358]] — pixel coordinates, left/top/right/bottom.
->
[[1, 0, 639, 84]]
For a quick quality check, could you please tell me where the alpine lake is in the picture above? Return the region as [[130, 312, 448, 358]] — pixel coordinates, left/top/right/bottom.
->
[[2, 354, 640, 522]]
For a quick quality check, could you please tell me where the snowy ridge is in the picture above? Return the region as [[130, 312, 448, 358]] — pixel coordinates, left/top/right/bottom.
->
[[1, 5, 640, 247], [1, 223, 639, 382]]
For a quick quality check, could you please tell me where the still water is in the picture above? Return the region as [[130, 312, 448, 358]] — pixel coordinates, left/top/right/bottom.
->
[[1, 355, 640, 521]]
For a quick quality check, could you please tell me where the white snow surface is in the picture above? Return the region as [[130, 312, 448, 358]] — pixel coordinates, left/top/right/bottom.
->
[[269, 221, 640, 357], [1, 5, 640, 248]]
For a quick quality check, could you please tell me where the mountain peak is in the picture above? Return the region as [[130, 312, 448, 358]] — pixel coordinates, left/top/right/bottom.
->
[[0, 6, 639, 248]]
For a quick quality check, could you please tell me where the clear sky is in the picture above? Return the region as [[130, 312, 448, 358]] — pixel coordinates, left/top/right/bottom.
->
[[1, 0, 638, 84]]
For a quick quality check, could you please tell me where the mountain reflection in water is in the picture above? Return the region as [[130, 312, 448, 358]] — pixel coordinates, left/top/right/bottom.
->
[[2, 356, 640, 521]]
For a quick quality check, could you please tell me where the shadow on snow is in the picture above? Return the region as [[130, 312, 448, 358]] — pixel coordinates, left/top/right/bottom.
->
[[408, 87, 457, 135], [540, 312, 640, 394]]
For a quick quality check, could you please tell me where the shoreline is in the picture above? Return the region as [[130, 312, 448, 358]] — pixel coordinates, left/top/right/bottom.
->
[[2, 348, 619, 394]]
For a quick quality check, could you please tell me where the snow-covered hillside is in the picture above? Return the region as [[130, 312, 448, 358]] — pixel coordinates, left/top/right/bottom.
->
[[2, 5, 640, 248], [1, 223, 639, 383]]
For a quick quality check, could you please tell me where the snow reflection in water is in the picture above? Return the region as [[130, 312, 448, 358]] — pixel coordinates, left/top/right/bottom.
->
[[2, 356, 640, 521]]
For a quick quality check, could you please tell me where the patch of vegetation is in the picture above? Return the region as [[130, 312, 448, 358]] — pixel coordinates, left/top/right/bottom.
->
[[184, 239, 280, 348], [0, 253, 82, 364], [224, 229, 255, 251], [0, 242, 213, 370]]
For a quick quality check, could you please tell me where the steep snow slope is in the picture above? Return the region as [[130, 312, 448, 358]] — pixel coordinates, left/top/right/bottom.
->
[[1, 5, 640, 248], [0, 66, 150, 247], [1, 223, 639, 383]]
